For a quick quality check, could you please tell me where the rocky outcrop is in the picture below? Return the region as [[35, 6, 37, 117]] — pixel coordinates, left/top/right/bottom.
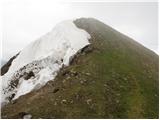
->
[[1, 53, 19, 76]]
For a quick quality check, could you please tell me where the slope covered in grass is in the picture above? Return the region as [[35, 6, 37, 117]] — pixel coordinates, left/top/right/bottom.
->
[[1, 18, 158, 119]]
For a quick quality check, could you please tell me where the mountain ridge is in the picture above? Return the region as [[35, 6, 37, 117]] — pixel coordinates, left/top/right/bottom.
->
[[1, 18, 159, 119], [1, 20, 91, 104]]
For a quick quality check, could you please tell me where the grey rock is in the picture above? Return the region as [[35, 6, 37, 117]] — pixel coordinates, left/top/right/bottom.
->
[[23, 114, 32, 119]]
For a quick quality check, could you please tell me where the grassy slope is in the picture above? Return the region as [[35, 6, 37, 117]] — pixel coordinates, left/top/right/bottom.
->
[[2, 18, 159, 119]]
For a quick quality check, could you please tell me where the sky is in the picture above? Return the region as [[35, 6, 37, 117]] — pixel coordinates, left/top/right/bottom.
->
[[2, 0, 159, 63]]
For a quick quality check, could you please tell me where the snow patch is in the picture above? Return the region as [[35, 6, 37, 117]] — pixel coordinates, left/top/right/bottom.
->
[[1, 20, 91, 103], [13, 67, 56, 100]]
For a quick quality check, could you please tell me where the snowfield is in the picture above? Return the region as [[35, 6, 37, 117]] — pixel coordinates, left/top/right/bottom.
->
[[1, 20, 91, 104]]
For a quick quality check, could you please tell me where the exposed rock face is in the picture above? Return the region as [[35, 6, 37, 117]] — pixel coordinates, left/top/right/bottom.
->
[[1, 53, 19, 76]]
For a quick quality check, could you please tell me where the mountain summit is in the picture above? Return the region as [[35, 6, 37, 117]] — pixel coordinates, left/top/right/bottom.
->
[[1, 18, 159, 119]]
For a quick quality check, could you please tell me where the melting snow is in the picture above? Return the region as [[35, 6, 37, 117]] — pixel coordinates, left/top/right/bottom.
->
[[1, 20, 91, 104]]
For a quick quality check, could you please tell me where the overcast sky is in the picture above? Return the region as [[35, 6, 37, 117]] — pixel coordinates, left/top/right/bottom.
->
[[2, 0, 158, 61]]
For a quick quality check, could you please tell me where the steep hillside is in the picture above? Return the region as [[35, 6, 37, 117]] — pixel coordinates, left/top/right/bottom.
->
[[1, 18, 159, 119], [1, 20, 90, 104]]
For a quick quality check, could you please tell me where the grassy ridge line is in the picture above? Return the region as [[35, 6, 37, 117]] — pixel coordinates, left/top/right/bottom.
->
[[1, 18, 158, 118]]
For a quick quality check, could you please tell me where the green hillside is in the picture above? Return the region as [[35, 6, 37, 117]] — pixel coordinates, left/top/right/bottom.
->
[[1, 18, 159, 119]]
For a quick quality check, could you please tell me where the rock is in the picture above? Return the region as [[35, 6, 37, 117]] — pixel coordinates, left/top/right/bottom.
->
[[80, 45, 93, 54], [17, 112, 27, 118], [69, 55, 75, 65], [70, 100, 74, 104], [62, 70, 70, 76], [11, 100, 17, 104], [80, 80, 87, 84], [53, 88, 59, 93], [66, 76, 71, 80], [10, 79, 19, 89], [61, 99, 67, 104], [116, 100, 119, 103], [80, 80, 84, 84], [116, 93, 121, 96], [72, 72, 78, 76], [54, 102, 57, 106], [1, 53, 19, 76], [8, 93, 15, 102], [70, 70, 78, 76], [85, 72, 91, 76], [23, 114, 32, 119], [23, 71, 35, 80], [86, 99, 92, 105]]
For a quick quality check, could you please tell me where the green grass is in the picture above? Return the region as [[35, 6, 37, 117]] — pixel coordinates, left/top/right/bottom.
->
[[2, 18, 158, 119]]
